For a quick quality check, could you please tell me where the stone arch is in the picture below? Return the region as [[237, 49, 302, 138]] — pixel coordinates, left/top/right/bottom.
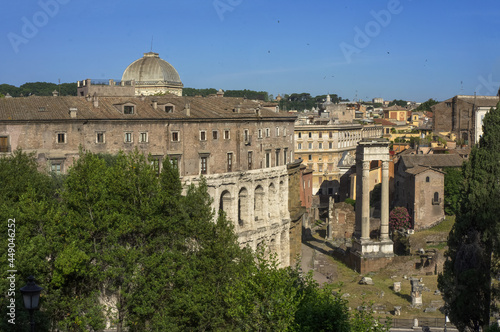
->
[[279, 180, 286, 218], [269, 182, 277, 219], [219, 190, 231, 218], [254, 185, 264, 222], [238, 187, 249, 227]]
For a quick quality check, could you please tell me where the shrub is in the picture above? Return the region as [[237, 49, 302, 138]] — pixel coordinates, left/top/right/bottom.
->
[[389, 207, 411, 232]]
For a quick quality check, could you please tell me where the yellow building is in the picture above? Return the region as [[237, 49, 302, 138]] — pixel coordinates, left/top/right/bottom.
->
[[294, 123, 382, 197]]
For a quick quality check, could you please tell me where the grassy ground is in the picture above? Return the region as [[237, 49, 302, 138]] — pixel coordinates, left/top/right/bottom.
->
[[313, 216, 456, 319]]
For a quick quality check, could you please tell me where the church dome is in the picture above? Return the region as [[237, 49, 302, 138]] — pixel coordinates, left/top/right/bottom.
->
[[122, 52, 182, 85]]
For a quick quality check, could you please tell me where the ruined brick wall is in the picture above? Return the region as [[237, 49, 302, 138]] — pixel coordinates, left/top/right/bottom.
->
[[328, 202, 356, 239]]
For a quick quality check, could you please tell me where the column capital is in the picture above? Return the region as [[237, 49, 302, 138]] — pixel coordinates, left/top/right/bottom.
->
[[382, 160, 390, 170], [362, 160, 370, 170]]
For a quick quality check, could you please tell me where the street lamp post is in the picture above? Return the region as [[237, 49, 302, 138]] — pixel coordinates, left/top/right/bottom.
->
[[20, 276, 43, 332]]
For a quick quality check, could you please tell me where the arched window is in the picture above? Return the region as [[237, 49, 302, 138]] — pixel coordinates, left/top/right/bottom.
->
[[238, 188, 248, 227], [269, 183, 276, 218], [426, 176, 430, 183], [219, 190, 231, 216], [433, 192, 440, 205], [254, 185, 264, 221]]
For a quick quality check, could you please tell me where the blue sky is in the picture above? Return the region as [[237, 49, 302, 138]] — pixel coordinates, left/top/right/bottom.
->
[[1, 0, 500, 102]]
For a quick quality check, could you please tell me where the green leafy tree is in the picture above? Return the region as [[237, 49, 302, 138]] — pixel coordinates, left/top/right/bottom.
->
[[388, 99, 407, 107], [414, 98, 439, 112], [444, 167, 464, 216], [0, 150, 391, 331], [439, 102, 500, 332]]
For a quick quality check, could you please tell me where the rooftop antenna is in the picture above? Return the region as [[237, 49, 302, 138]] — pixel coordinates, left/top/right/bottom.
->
[[150, 36, 153, 52]]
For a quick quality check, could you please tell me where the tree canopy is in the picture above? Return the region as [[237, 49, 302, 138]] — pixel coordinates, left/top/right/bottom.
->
[[0, 149, 389, 331], [438, 101, 500, 331], [414, 98, 439, 113], [0, 82, 77, 97]]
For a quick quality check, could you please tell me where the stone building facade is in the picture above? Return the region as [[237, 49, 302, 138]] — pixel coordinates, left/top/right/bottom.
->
[[395, 166, 445, 230], [294, 123, 382, 200], [0, 92, 297, 266], [432, 95, 499, 145], [394, 154, 463, 230]]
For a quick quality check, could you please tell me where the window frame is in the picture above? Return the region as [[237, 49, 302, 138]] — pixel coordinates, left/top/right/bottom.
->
[[96, 132, 105, 144], [56, 132, 66, 144], [124, 105, 134, 114], [139, 132, 148, 143], [171, 131, 180, 142], [124, 132, 133, 143], [200, 130, 207, 141]]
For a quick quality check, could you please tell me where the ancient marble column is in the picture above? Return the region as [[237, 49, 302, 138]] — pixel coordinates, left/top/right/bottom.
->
[[381, 160, 390, 240], [361, 160, 370, 240]]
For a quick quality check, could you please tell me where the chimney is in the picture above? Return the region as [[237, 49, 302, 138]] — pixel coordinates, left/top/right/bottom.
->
[[92, 93, 99, 108], [217, 89, 224, 97], [69, 107, 77, 118], [255, 105, 261, 117], [85, 94, 91, 102], [152, 99, 158, 110], [184, 102, 190, 116], [52, 90, 59, 97], [234, 104, 241, 113]]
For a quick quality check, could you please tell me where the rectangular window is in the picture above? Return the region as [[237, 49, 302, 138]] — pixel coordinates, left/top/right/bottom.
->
[[258, 129, 262, 138], [124, 132, 132, 143], [298, 132, 302, 138], [308, 143, 312, 149], [96, 132, 105, 144], [172, 132, 179, 142], [319, 132, 322, 138], [329, 142, 333, 149], [57, 133, 66, 144], [319, 165, 323, 172], [165, 105, 174, 113], [124, 105, 134, 114], [151, 158, 161, 175], [212, 130, 218, 140], [284, 149, 287, 164], [139, 132, 148, 143], [50, 162, 62, 174], [224, 130, 230, 139], [298, 143, 302, 150], [265, 152, 270, 168], [266, 128, 270, 137], [276, 127, 280, 136], [169, 155, 180, 169], [275, 149, 280, 166], [244, 129, 249, 141], [329, 132, 333, 138], [308, 154, 312, 161], [201, 156, 208, 174], [0, 136, 10, 152], [319, 142, 323, 149], [200, 131, 207, 141], [227, 153, 233, 172], [248, 151, 253, 170], [308, 132, 312, 138]]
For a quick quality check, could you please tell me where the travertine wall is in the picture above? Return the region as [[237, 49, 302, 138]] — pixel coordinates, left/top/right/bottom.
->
[[184, 166, 291, 267]]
